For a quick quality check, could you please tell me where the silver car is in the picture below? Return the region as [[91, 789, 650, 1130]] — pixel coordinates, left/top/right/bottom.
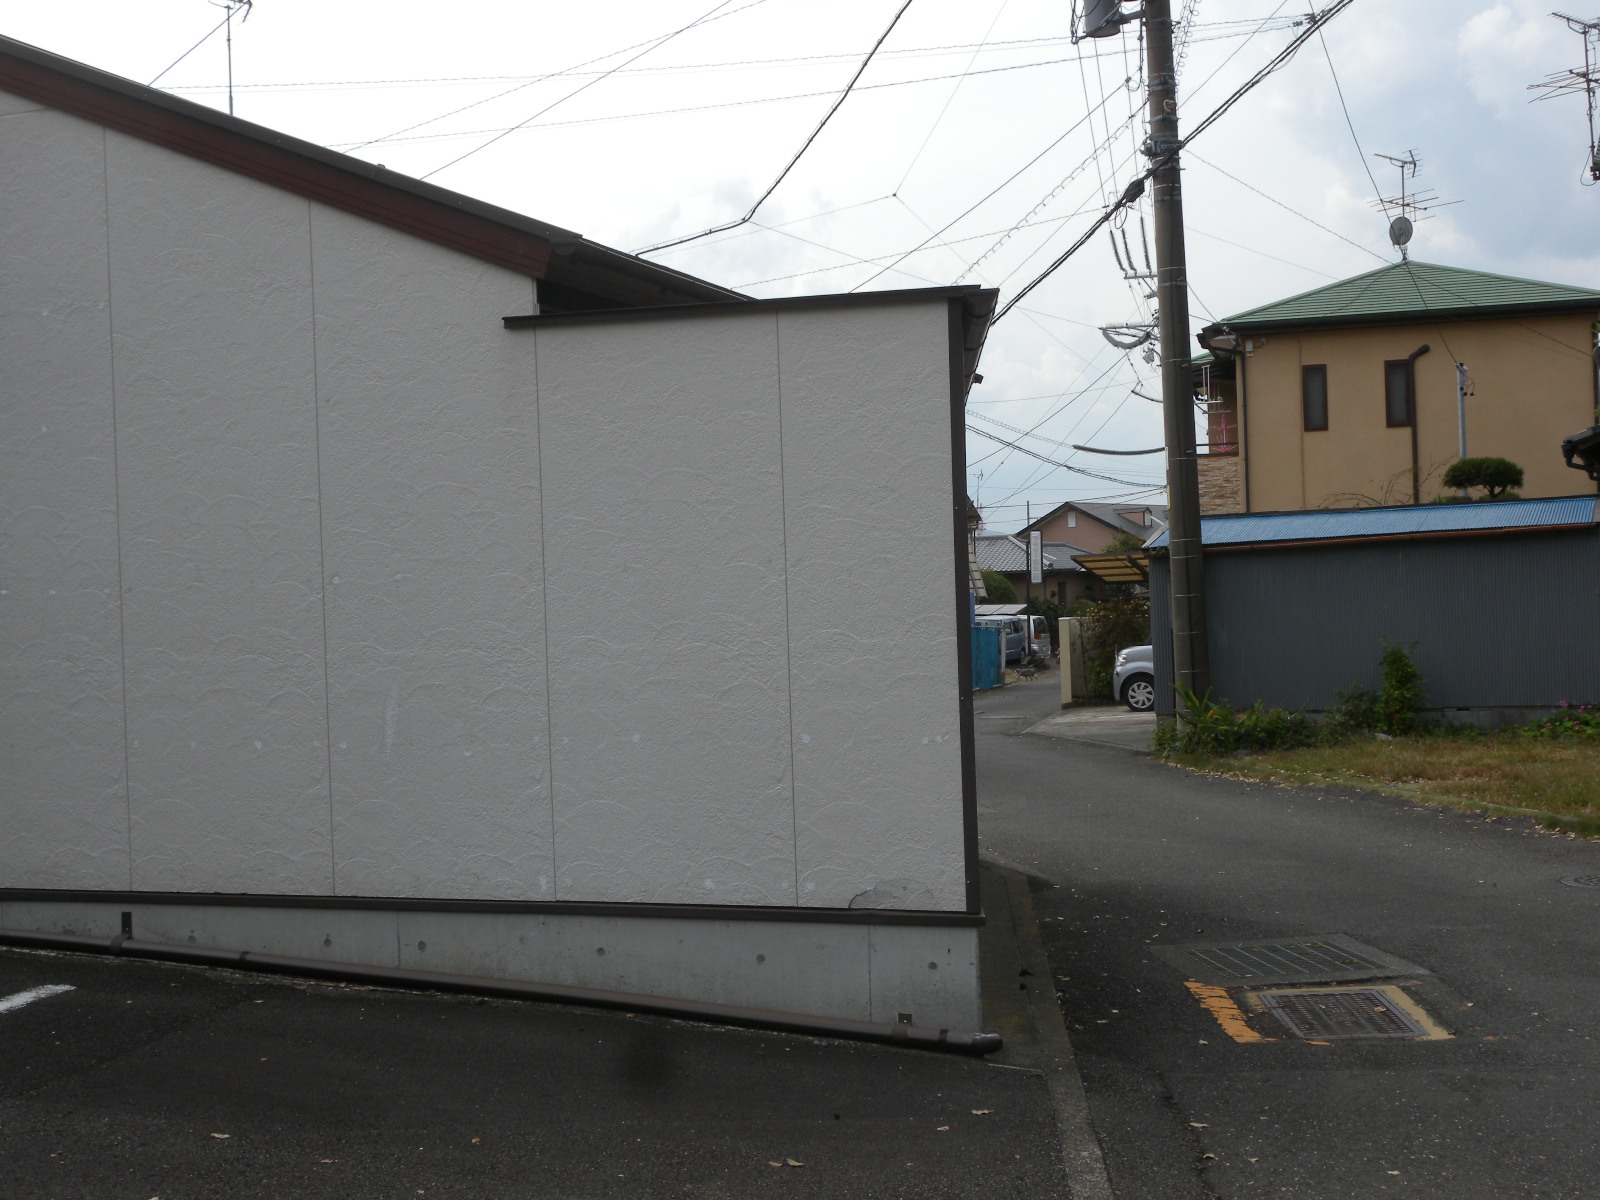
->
[[1112, 644, 1155, 712]]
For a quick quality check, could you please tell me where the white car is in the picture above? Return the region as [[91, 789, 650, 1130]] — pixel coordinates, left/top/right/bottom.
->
[[1112, 645, 1156, 711]]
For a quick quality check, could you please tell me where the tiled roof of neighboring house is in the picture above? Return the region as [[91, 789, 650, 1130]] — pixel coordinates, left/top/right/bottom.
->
[[1018, 499, 1167, 541], [1148, 495, 1598, 549], [1217, 261, 1600, 332], [1072, 502, 1168, 539], [974, 534, 1091, 573]]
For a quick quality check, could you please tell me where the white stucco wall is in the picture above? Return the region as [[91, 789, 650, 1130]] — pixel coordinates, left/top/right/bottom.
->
[[0, 93, 967, 914]]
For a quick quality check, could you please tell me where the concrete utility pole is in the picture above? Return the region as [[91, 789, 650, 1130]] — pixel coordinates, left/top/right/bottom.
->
[[1143, 0, 1210, 701]]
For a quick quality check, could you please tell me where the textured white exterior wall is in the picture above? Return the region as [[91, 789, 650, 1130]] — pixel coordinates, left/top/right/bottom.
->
[[0, 92, 968, 916], [105, 129, 330, 894], [537, 314, 796, 906], [0, 108, 126, 889], [310, 208, 550, 902], [775, 306, 965, 910]]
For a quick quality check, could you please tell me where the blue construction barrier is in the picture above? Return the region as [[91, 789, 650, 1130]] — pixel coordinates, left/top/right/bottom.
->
[[971, 625, 1003, 691]]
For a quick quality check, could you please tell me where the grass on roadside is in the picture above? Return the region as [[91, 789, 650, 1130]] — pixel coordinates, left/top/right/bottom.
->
[[1167, 733, 1600, 833]]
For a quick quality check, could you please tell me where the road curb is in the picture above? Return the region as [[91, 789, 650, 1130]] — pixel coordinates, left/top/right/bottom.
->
[[986, 862, 1115, 1200]]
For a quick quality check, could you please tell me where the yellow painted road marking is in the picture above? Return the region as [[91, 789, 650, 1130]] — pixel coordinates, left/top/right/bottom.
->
[[1184, 981, 1275, 1043]]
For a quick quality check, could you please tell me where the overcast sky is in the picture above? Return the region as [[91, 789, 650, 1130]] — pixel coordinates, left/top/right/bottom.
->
[[5, 0, 1594, 530]]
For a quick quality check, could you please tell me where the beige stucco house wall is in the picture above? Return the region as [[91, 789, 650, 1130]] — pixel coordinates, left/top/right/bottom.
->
[[1197, 263, 1600, 513]]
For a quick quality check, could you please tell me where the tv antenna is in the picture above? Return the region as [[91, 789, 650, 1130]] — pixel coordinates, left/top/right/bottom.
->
[[1529, 12, 1600, 183], [1369, 150, 1459, 259], [208, 0, 254, 116]]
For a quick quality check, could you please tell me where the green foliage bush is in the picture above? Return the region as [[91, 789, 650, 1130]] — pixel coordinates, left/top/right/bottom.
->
[[1153, 686, 1319, 756], [1075, 593, 1150, 698], [1519, 703, 1600, 741], [1157, 642, 1426, 755], [980, 570, 1017, 603], [1441, 456, 1524, 498]]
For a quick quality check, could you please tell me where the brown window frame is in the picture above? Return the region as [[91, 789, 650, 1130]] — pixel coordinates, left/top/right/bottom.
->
[[1384, 359, 1414, 428], [1301, 364, 1328, 431]]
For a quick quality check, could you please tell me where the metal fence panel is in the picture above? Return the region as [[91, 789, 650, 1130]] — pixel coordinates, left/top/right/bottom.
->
[[971, 625, 1003, 692], [1153, 527, 1600, 714]]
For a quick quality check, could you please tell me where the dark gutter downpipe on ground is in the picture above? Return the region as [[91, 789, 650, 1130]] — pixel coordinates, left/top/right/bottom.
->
[[0, 927, 1002, 1056]]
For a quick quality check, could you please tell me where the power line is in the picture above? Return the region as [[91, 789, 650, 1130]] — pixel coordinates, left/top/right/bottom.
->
[[1318, 30, 1385, 205], [966, 425, 1153, 486], [849, 83, 1127, 291], [1187, 151, 1388, 260], [991, 0, 1359, 322], [637, 0, 918, 254], [893, 0, 1011, 193], [147, 10, 234, 86], [349, 0, 768, 153], [333, 53, 1098, 148], [422, 0, 758, 180]]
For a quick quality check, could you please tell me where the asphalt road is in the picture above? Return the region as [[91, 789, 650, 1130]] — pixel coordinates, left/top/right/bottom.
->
[[977, 675, 1600, 1199], [0, 943, 1072, 1200]]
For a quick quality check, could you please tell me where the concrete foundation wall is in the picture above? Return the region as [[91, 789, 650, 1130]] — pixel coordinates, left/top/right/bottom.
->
[[0, 899, 980, 1029]]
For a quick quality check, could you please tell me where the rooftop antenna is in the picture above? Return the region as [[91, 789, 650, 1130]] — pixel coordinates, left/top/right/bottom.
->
[[1369, 150, 1460, 260], [1528, 12, 1600, 184], [209, 0, 254, 116]]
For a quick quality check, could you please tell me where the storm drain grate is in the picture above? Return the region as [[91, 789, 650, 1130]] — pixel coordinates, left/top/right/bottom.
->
[[1151, 935, 1424, 986], [1261, 988, 1428, 1040], [1561, 875, 1600, 889]]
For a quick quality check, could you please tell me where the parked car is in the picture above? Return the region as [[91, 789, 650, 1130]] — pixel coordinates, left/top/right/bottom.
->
[[1024, 614, 1052, 661], [1113, 644, 1155, 711]]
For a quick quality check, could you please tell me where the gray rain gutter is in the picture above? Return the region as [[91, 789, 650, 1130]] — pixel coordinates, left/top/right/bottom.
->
[[0, 926, 1002, 1056]]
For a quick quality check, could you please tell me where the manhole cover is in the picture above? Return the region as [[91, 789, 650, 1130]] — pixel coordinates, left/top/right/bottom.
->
[[1151, 934, 1426, 986], [1261, 988, 1428, 1040], [1561, 875, 1600, 889]]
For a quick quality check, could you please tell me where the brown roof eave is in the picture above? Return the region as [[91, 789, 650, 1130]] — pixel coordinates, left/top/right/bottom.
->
[[0, 34, 742, 306]]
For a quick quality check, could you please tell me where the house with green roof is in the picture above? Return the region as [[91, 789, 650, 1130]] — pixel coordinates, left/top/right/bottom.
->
[[1192, 261, 1600, 514]]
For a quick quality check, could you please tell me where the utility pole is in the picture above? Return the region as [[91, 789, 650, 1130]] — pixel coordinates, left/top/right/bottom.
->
[[1143, 0, 1210, 701]]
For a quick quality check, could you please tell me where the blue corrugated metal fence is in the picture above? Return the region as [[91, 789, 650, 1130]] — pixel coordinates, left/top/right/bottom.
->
[[971, 625, 1003, 691]]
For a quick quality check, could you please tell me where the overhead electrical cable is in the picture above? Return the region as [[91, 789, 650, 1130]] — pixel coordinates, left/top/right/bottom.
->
[[848, 84, 1127, 292], [1186, 151, 1387, 261], [991, 0, 1358, 324], [965, 426, 1152, 487], [331, 53, 1101, 148], [176, 23, 1288, 97], [637, 0, 919, 255], [893, 0, 1011, 193], [422, 0, 763, 180], [350, 0, 766, 153], [148, 11, 234, 86], [1318, 30, 1386, 206]]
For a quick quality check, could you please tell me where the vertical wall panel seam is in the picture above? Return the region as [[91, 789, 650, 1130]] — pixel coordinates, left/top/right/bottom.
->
[[774, 313, 800, 904], [101, 125, 134, 889], [307, 202, 337, 895], [533, 326, 558, 899]]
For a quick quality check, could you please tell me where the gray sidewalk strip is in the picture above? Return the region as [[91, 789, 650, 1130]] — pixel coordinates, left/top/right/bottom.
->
[[982, 863, 1115, 1200]]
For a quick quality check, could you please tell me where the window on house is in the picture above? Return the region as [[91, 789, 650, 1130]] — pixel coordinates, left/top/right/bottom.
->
[[1067, 512, 1077, 528], [1384, 360, 1413, 427], [1302, 364, 1328, 431]]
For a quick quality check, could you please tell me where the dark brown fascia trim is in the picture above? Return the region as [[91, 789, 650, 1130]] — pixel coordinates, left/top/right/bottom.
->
[[0, 888, 983, 927], [0, 36, 741, 305], [1207, 301, 1600, 337], [504, 284, 992, 329], [1199, 521, 1599, 554]]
